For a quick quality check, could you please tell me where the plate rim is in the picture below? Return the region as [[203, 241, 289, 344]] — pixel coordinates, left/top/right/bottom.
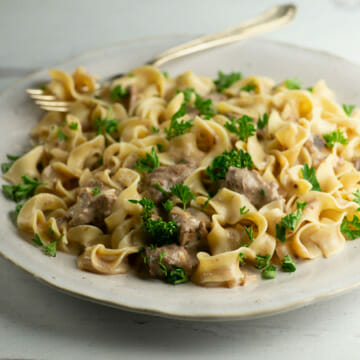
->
[[2, 34, 360, 321]]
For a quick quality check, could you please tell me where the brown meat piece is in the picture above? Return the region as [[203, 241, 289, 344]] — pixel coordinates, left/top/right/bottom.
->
[[354, 158, 360, 171], [66, 183, 117, 228], [169, 206, 209, 252], [220, 167, 280, 209], [142, 162, 196, 204], [304, 135, 328, 168], [143, 244, 199, 279]]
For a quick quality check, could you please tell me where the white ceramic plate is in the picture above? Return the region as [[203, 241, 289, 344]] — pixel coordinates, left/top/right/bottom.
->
[[2, 35, 360, 321]]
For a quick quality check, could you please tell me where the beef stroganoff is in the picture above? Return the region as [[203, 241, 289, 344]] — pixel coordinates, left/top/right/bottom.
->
[[3, 66, 360, 287]]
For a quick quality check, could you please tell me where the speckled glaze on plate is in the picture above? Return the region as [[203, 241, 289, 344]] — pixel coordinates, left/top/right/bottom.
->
[[2, 35, 360, 321]]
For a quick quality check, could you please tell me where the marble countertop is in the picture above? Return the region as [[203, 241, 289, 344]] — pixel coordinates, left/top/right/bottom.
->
[[1, 0, 360, 359]]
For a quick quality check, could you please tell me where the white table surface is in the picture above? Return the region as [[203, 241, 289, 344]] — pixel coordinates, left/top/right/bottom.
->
[[1, 0, 360, 358]]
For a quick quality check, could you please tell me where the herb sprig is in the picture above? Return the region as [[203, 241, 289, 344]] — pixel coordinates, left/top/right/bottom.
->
[[135, 147, 160, 172], [214, 71, 242, 92], [2, 175, 44, 202], [302, 164, 321, 192], [224, 115, 256, 142]]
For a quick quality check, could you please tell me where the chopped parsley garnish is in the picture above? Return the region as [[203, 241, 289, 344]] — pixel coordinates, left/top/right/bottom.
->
[[241, 83, 256, 92], [32, 233, 63, 257], [302, 164, 321, 191], [176, 88, 194, 102], [224, 115, 256, 141], [97, 157, 103, 166], [206, 149, 253, 182], [163, 72, 169, 79], [57, 128, 68, 141], [95, 117, 119, 136], [167, 266, 188, 285], [32, 233, 43, 246], [69, 122, 78, 130], [169, 184, 194, 210], [307, 87, 313, 92], [110, 85, 128, 101], [2, 175, 44, 202], [240, 206, 249, 215], [343, 104, 355, 116], [261, 264, 276, 279], [276, 202, 307, 242], [48, 225, 55, 235], [353, 189, 360, 210], [15, 203, 23, 217], [323, 129, 348, 148], [155, 182, 170, 196], [194, 94, 214, 118], [164, 103, 194, 140], [238, 252, 246, 264], [214, 71, 242, 92], [255, 254, 271, 270], [163, 199, 174, 212], [281, 254, 296, 272], [151, 126, 160, 133], [158, 250, 168, 276], [1, 154, 20, 173], [243, 226, 255, 247], [341, 215, 360, 240], [128, 197, 178, 246], [257, 113, 269, 130], [285, 78, 301, 90], [91, 186, 101, 196], [134, 147, 160, 172], [202, 197, 211, 210], [156, 144, 163, 152]]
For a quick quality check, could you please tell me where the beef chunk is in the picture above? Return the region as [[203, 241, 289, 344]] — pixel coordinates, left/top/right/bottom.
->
[[66, 182, 117, 228], [304, 135, 328, 168], [169, 206, 209, 252], [143, 244, 199, 279], [142, 162, 196, 204], [221, 167, 280, 209]]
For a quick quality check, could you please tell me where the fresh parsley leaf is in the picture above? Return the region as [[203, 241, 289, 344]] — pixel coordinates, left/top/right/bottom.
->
[[2, 175, 44, 202], [257, 113, 269, 130], [255, 254, 271, 270], [57, 128, 68, 141], [163, 199, 174, 212], [202, 197, 211, 210], [206, 149, 253, 182], [163, 72, 169, 79], [158, 250, 168, 276], [44, 234, 63, 257], [129, 197, 155, 219], [91, 186, 101, 196], [169, 184, 194, 210], [110, 85, 128, 101], [151, 126, 160, 133], [156, 144, 163, 152], [323, 129, 348, 148], [97, 157, 103, 166], [48, 225, 55, 235], [243, 226, 255, 247], [155, 182, 170, 197], [95, 117, 119, 136], [262, 264, 276, 279], [302, 164, 321, 191], [353, 189, 360, 210], [276, 224, 286, 243], [176, 88, 195, 102], [281, 201, 307, 231], [15, 203, 23, 217], [143, 217, 178, 246], [341, 215, 360, 240], [238, 252, 246, 264], [135, 147, 160, 172], [167, 266, 188, 285], [343, 104, 355, 116], [1, 154, 20, 173], [281, 254, 296, 272], [164, 103, 194, 140], [240, 206, 249, 215], [224, 115, 256, 141], [32, 233, 43, 246], [194, 94, 214, 118], [69, 122, 78, 130], [307, 87, 313, 92], [285, 78, 301, 90], [214, 71, 242, 92], [241, 83, 256, 92]]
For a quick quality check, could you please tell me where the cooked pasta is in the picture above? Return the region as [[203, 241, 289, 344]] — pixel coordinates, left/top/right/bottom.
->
[[3, 65, 360, 287]]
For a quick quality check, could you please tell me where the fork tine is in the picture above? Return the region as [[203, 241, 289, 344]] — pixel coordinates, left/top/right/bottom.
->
[[35, 100, 72, 107], [30, 94, 57, 101], [39, 105, 70, 112], [26, 89, 44, 95]]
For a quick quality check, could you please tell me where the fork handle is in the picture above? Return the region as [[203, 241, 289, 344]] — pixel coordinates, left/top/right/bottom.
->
[[147, 4, 296, 67]]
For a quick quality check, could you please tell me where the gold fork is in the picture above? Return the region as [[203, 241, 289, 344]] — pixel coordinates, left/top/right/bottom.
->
[[27, 4, 296, 113]]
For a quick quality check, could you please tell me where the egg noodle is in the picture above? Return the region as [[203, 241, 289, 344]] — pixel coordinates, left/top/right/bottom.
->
[[3, 66, 360, 287]]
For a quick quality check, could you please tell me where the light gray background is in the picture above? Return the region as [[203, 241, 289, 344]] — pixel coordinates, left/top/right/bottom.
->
[[1, 0, 360, 359]]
